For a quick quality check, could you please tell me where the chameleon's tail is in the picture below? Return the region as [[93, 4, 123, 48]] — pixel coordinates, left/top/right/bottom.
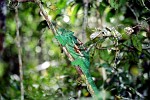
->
[[81, 67, 102, 99]]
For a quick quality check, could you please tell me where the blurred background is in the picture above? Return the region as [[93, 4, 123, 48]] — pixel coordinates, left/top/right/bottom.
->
[[0, 0, 150, 99]]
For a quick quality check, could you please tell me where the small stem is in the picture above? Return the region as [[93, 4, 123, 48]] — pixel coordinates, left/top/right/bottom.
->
[[97, 67, 107, 81], [15, 6, 24, 100]]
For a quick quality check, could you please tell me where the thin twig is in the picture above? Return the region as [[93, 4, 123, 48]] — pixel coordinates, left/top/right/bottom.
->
[[15, 6, 24, 100], [126, 3, 139, 23], [141, 0, 150, 11]]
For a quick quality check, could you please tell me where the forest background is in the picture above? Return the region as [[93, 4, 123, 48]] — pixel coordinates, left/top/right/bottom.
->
[[0, 0, 150, 99]]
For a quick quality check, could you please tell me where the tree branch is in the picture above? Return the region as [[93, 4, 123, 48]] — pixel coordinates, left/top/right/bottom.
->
[[15, 6, 24, 100]]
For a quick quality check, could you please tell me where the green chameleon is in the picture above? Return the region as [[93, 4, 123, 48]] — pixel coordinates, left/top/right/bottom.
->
[[55, 28, 100, 99]]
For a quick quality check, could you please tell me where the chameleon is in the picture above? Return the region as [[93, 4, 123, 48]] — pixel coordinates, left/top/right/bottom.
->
[[55, 28, 100, 99]]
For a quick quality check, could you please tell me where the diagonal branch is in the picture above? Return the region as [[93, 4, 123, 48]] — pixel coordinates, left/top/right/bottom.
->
[[34, 0, 99, 98]]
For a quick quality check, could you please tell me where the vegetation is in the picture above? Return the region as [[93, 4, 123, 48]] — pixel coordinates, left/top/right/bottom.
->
[[0, 0, 150, 99]]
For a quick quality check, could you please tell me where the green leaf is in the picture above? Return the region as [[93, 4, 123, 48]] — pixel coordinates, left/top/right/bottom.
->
[[110, 0, 119, 9], [99, 50, 109, 61], [70, 4, 81, 24], [100, 63, 112, 72], [98, 2, 107, 16], [37, 20, 48, 31], [109, 0, 127, 10], [132, 35, 142, 51]]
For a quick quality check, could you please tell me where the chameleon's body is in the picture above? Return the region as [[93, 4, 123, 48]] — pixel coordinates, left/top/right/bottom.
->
[[55, 28, 100, 98]]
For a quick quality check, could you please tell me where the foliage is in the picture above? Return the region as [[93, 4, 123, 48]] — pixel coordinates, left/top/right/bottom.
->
[[0, 0, 150, 99]]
